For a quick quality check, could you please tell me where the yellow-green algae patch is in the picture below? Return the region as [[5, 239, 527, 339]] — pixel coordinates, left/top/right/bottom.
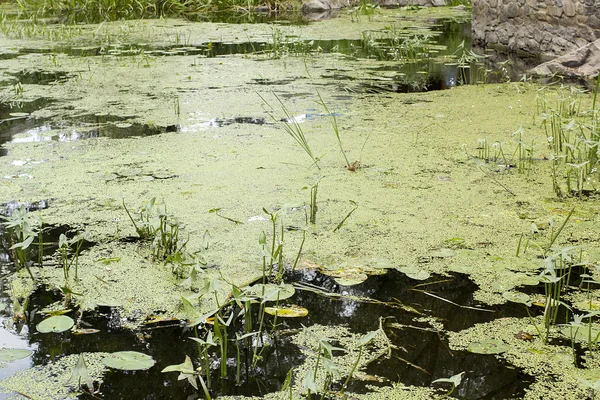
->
[[0, 352, 109, 399], [3, 81, 600, 325], [1, 8, 600, 399]]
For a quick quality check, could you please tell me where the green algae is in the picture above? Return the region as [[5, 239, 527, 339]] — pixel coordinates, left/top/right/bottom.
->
[[0, 352, 109, 399], [1, 6, 600, 400]]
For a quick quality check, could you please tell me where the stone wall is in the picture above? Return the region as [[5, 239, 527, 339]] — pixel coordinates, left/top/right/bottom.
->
[[473, 0, 600, 57]]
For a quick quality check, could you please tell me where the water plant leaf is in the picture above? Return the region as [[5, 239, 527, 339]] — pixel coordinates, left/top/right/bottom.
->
[[68, 354, 94, 390], [432, 371, 464, 387], [502, 291, 531, 306], [181, 296, 199, 320], [398, 265, 430, 281], [574, 299, 600, 311], [302, 370, 318, 393], [72, 328, 100, 335], [161, 355, 198, 390], [161, 355, 195, 374], [334, 273, 368, 286], [559, 326, 600, 343], [246, 283, 295, 301], [0, 349, 32, 362], [429, 248, 455, 258], [358, 329, 380, 346], [264, 305, 308, 318], [102, 351, 155, 371], [467, 339, 509, 354], [37, 315, 74, 333]]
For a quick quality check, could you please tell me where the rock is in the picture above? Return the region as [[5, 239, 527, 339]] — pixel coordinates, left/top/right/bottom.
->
[[530, 39, 600, 77]]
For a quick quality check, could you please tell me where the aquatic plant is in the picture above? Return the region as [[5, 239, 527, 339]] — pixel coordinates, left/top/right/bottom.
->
[[432, 371, 464, 397], [309, 179, 319, 225], [123, 198, 187, 260], [258, 92, 321, 169], [535, 85, 599, 197], [333, 200, 358, 232], [340, 328, 381, 394], [1, 205, 42, 280]]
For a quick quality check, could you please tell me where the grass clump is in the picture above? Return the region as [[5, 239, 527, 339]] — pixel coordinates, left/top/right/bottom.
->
[[12, 0, 271, 23], [123, 197, 187, 261]]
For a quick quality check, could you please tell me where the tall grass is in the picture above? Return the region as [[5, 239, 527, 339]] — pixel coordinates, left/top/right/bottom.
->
[[14, 0, 266, 23]]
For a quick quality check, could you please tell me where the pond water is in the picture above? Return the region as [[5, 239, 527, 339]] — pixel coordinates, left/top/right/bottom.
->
[[0, 4, 599, 400]]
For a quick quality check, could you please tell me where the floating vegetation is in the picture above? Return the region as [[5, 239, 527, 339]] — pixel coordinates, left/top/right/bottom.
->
[[36, 315, 75, 333], [102, 351, 156, 371], [1, 4, 598, 400]]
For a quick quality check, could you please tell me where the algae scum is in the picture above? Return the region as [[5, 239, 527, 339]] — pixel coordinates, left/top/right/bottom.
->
[[0, 5, 600, 400]]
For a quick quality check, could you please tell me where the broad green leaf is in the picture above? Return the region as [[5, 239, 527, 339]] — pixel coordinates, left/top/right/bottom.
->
[[246, 283, 295, 301], [37, 315, 74, 333], [467, 339, 509, 354], [103, 351, 155, 371], [264, 305, 308, 318], [334, 273, 368, 286], [181, 296, 199, 320], [0, 348, 32, 362], [358, 329, 380, 346], [432, 371, 464, 387], [161, 355, 195, 374], [69, 354, 94, 390], [398, 265, 430, 281], [429, 248, 455, 258], [302, 370, 318, 393], [502, 291, 531, 306]]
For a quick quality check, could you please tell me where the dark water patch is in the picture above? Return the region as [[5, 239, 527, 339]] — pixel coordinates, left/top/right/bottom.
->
[[21, 299, 304, 398], [286, 269, 527, 332], [0, 199, 49, 217], [8, 69, 73, 85], [209, 116, 267, 127], [275, 268, 534, 398], [0, 98, 54, 148]]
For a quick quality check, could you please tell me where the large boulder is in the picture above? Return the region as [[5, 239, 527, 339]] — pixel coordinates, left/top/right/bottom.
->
[[530, 39, 600, 78]]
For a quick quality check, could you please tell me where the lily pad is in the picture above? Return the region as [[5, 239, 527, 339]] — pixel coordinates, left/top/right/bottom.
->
[[334, 273, 368, 286], [398, 265, 430, 281], [102, 351, 155, 371], [574, 299, 600, 312], [467, 339, 510, 354], [429, 248, 455, 258], [246, 283, 295, 301], [502, 291, 531, 306], [0, 349, 33, 362], [264, 305, 309, 318], [559, 326, 600, 343], [37, 315, 74, 333]]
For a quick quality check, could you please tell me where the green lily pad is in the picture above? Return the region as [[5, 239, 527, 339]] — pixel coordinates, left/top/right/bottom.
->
[[449, 265, 473, 274], [0, 348, 33, 362], [467, 339, 510, 354], [560, 326, 600, 343], [398, 265, 430, 281], [574, 299, 600, 312], [334, 273, 368, 286], [37, 315, 74, 333], [429, 248, 455, 258], [264, 305, 309, 318], [502, 291, 531, 306], [103, 351, 155, 371], [246, 283, 295, 301]]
